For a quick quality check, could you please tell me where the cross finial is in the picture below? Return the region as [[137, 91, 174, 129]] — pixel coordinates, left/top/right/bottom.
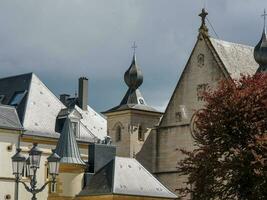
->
[[198, 8, 209, 37], [262, 9, 267, 31], [132, 41, 137, 54], [199, 8, 208, 26]]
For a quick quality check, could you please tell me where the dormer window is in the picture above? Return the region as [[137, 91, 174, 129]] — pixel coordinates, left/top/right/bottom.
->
[[55, 117, 80, 138], [10, 91, 27, 106]]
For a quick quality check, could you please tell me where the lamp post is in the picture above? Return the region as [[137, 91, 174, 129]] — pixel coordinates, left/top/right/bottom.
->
[[11, 143, 60, 200]]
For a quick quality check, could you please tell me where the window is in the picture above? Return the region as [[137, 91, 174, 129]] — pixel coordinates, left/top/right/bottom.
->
[[0, 95, 5, 103], [71, 121, 79, 137], [138, 126, 145, 141], [197, 54, 205, 67], [139, 98, 145, 105], [55, 118, 66, 133], [116, 126, 121, 142], [10, 91, 27, 106], [197, 83, 208, 101], [175, 112, 182, 122]]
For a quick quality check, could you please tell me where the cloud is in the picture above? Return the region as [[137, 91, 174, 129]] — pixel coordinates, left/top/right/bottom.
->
[[0, 0, 266, 112]]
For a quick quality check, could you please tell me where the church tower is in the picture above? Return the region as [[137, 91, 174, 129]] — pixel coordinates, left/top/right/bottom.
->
[[103, 46, 162, 169], [254, 10, 267, 72]]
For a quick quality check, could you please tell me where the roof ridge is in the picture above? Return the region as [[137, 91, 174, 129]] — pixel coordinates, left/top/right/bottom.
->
[[0, 72, 34, 81], [210, 37, 254, 49]]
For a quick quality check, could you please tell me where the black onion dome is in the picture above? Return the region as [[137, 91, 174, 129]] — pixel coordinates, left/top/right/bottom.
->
[[254, 28, 267, 67], [124, 54, 143, 90]]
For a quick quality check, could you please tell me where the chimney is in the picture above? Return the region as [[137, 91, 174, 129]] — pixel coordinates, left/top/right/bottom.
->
[[83, 143, 116, 188], [78, 77, 88, 111], [60, 94, 70, 105]]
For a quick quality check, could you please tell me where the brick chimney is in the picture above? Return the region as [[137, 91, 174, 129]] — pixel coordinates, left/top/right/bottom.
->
[[78, 77, 88, 111]]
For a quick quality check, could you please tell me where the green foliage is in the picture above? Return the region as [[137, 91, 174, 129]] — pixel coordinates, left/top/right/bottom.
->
[[177, 74, 267, 200]]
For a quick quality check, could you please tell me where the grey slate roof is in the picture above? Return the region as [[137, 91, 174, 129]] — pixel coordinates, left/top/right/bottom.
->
[[55, 118, 85, 165], [0, 105, 23, 130], [0, 73, 32, 122], [79, 157, 177, 199], [210, 38, 259, 79], [0, 73, 107, 141]]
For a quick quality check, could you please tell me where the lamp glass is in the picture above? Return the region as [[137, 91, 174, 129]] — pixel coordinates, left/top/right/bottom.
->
[[11, 149, 26, 176], [29, 143, 42, 168], [48, 161, 59, 176], [12, 160, 25, 176], [47, 150, 60, 176], [26, 158, 34, 177]]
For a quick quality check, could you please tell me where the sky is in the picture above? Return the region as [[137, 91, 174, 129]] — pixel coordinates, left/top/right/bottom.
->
[[0, 0, 266, 112]]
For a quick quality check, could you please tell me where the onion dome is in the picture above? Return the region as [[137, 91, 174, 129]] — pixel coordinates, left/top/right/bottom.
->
[[254, 10, 267, 71], [124, 53, 143, 90]]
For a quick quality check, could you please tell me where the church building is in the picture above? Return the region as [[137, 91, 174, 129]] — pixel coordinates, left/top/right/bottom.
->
[[0, 7, 266, 200], [104, 8, 266, 196]]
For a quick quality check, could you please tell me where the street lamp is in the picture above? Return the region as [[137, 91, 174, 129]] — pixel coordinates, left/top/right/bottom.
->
[[11, 143, 60, 200], [11, 148, 26, 178]]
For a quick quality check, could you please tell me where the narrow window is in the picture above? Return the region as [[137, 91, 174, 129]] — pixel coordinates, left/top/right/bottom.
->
[[138, 126, 144, 141], [197, 54, 205, 67], [175, 112, 182, 122], [71, 121, 79, 137], [116, 126, 121, 142]]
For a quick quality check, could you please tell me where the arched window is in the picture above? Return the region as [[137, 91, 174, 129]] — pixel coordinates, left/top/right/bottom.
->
[[116, 126, 121, 142]]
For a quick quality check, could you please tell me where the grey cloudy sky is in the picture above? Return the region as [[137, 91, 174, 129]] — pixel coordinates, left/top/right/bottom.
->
[[0, 0, 266, 112]]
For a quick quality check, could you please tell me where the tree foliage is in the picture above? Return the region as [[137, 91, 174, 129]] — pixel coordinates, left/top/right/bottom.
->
[[177, 74, 267, 200]]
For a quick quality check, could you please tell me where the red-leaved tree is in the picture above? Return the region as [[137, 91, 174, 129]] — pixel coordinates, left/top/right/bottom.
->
[[177, 73, 267, 200]]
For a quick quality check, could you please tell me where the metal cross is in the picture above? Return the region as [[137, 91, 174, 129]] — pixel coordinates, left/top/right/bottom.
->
[[262, 9, 267, 28], [199, 8, 208, 25], [132, 42, 137, 54]]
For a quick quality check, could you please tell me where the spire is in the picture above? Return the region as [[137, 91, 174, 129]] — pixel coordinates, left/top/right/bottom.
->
[[254, 9, 267, 72], [199, 8, 209, 36], [124, 42, 143, 90], [103, 43, 160, 113], [55, 118, 85, 165]]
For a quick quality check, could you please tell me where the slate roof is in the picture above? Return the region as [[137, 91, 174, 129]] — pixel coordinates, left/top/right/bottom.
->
[[0, 73, 107, 141], [55, 118, 85, 165], [79, 157, 177, 199], [210, 38, 259, 79], [0, 73, 32, 122], [0, 105, 23, 130]]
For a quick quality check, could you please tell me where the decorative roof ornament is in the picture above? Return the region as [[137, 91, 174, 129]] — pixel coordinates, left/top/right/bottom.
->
[[254, 9, 267, 72], [103, 43, 160, 113], [199, 8, 209, 37], [55, 118, 85, 165], [124, 42, 143, 90]]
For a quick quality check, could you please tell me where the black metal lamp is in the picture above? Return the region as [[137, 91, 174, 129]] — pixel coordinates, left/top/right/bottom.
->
[[11, 143, 60, 200], [47, 150, 60, 178], [28, 143, 42, 169], [11, 148, 26, 177]]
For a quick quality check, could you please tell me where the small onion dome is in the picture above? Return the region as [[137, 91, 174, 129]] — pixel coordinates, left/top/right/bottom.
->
[[124, 54, 143, 90], [254, 28, 267, 67]]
